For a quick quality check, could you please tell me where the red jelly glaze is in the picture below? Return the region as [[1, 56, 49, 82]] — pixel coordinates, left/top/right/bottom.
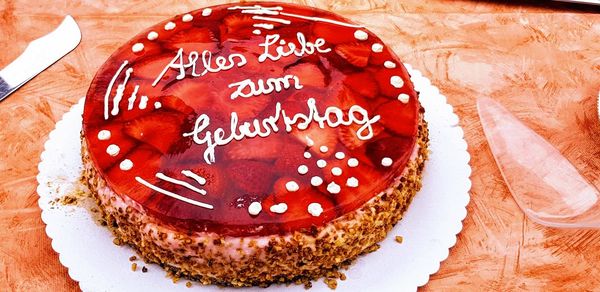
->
[[83, 2, 420, 236]]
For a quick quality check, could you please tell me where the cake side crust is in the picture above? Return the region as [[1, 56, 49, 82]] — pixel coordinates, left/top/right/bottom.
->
[[80, 112, 429, 287]]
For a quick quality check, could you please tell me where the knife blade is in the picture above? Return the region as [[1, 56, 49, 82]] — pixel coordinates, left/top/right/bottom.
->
[[0, 15, 81, 102]]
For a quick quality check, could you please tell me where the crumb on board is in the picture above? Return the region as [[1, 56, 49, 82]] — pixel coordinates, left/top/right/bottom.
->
[[324, 278, 338, 290], [129, 256, 137, 261], [113, 238, 122, 246], [395, 236, 403, 244], [131, 263, 137, 272], [186, 281, 192, 288], [142, 266, 148, 273]]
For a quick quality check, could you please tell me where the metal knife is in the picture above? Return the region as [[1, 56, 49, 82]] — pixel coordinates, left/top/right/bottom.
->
[[0, 15, 81, 102]]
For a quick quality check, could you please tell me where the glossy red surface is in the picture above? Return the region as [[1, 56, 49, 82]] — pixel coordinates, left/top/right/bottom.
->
[[82, 2, 420, 236]]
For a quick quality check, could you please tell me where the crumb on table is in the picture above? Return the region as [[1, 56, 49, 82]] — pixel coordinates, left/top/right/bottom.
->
[[395, 236, 403, 244], [131, 263, 137, 272]]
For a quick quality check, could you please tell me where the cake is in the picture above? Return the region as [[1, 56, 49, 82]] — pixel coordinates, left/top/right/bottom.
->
[[81, 2, 428, 287]]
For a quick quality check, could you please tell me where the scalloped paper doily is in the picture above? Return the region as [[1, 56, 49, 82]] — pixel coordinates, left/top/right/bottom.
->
[[37, 65, 471, 292]]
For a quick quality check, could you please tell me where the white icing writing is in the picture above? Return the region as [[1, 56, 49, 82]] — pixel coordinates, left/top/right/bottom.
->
[[152, 48, 247, 87], [258, 33, 331, 63], [228, 74, 303, 100], [183, 98, 380, 164]]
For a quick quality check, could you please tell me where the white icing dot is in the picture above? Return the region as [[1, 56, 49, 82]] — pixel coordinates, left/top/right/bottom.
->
[[319, 146, 328, 153], [270, 203, 288, 214], [131, 43, 144, 53], [286, 181, 300, 192], [202, 8, 212, 16], [372, 43, 383, 53], [307, 202, 323, 217], [390, 75, 404, 88], [106, 144, 120, 156], [164, 22, 176, 30], [97, 130, 111, 140], [316, 159, 327, 168], [147, 31, 158, 41], [252, 29, 261, 35], [335, 152, 345, 159], [306, 136, 314, 147], [304, 151, 312, 159], [384, 61, 396, 69], [347, 158, 359, 167], [311, 176, 323, 186], [182, 14, 193, 22], [381, 157, 393, 167], [331, 167, 342, 176], [354, 30, 368, 41], [327, 182, 341, 194], [398, 93, 410, 104], [298, 165, 309, 175], [346, 177, 359, 188], [248, 202, 262, 216], [154, 102, 162, 109], [119, 159, 133, 171]]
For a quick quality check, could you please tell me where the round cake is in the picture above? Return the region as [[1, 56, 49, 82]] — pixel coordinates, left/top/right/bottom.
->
[[81, 2, 428, 287]]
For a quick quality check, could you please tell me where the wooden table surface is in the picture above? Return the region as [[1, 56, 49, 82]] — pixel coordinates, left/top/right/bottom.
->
[[2, 0, 600, 291]]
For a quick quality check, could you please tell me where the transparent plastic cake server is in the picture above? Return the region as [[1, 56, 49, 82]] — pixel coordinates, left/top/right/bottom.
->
[[477, 96, 600, 228]]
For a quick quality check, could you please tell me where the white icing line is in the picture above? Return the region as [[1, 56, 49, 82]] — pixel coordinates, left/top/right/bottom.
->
[[331, 167, 342, 176], [147, 31, 158, 41], [106, 144, 120, 156], [252, 29, 261, 35], [316, 159, 327, 168], [135, 177, 213, 209], [348, 158, 359, 167], [228, 5, 283, 11], [346, 177, 359, 188], [372, 43, 383, 53], [298, 165, 308, 175], [303, 151, 312, 159], [248, 201, 262, 216], [132, 43, 144, 53], [156, 172, 207, 195], [398, 93, 410, 104], [181, 170, 207, 186], [354, 30, 368, 41], [182, 14, 193, 22], [119, 159, 133, 171], [279, 11, 363, 28], [127, 85, 139, 110], [305, 136, 314, 147], [139, 95, 148, 109], [253, 23, 274, 30], [164, 22, 176, 30], [104, 60, 128, 120], [242, 9, 280, 15], [111, 68, 133, 116], [327, 182, 341, 194], [269, 203, 287, 214], [390, 75, 404, 88], [335, 152, 345, 159], [384, 61, 396, 68], [97, 130, 111, 140], [381, 157, 393, 167], [252, 15, 291, 24], [307, 202, 323, 217], [202, 8, 212, 16], [311, 176, 323, 186], [285, 181, 300, 192]]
